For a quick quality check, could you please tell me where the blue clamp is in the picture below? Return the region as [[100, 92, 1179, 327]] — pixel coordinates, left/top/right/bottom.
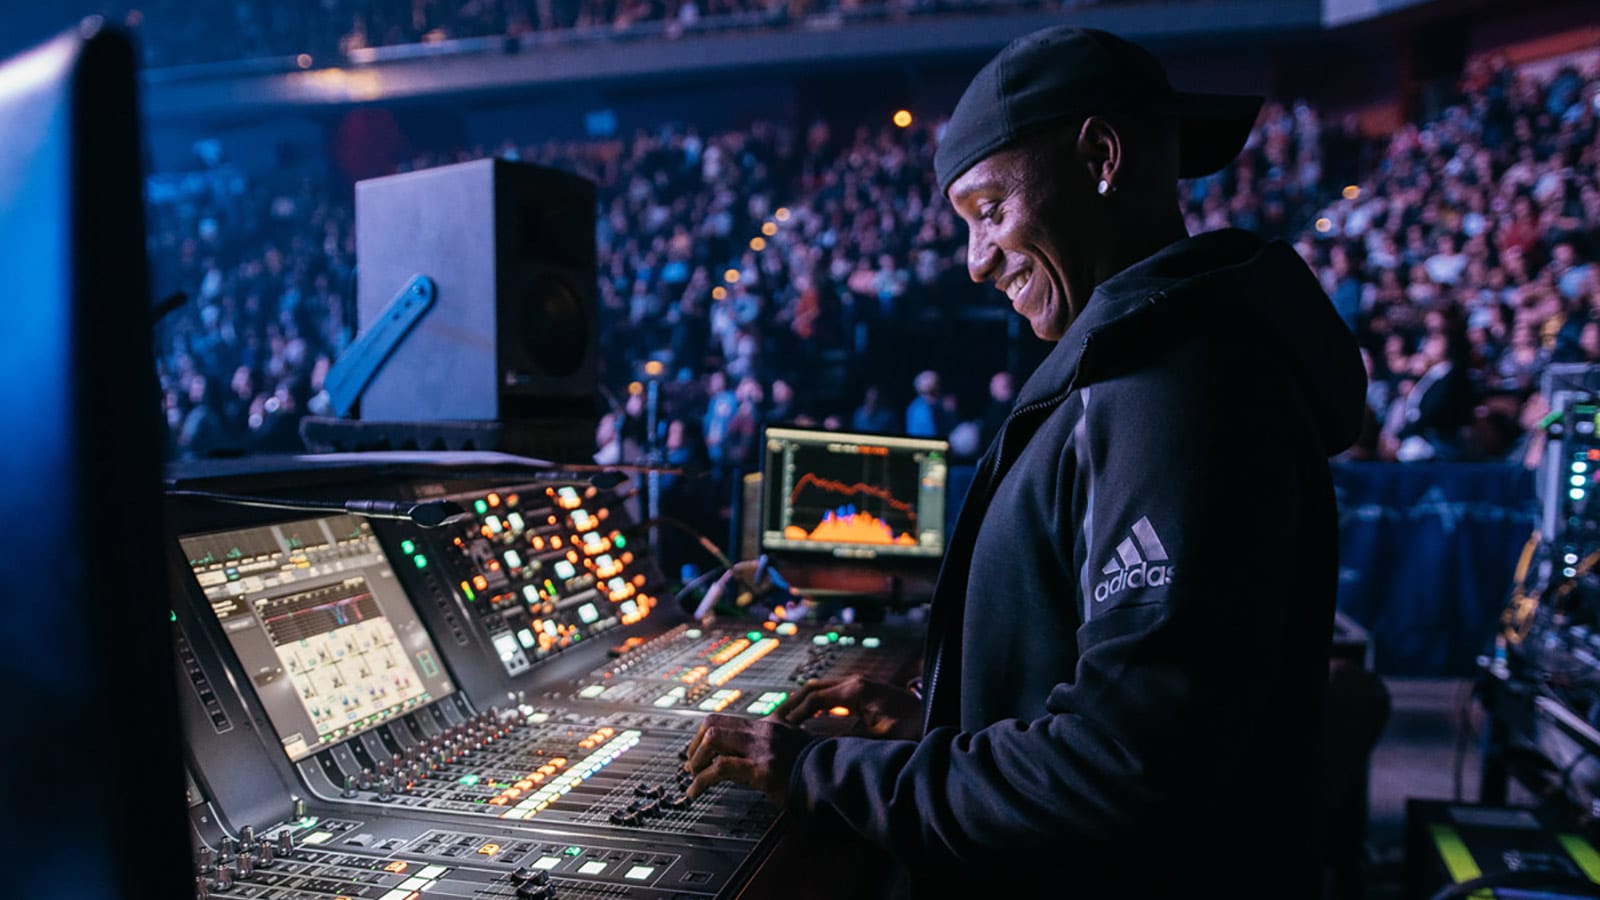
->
[[324, 275, 437, 417]]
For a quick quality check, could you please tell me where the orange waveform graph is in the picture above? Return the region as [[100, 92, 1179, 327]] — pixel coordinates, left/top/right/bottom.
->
[[784, 506, 917, 546], [788, 473, 916, 518]]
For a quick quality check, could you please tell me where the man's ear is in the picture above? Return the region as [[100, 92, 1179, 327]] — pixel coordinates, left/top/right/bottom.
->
[[1076, 115, 1121, 192]]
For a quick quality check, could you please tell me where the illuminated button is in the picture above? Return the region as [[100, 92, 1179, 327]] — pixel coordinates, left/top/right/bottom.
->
[[302, 831, 334, 845], [413, 554, 428, 569], [777, 623, 798, 636], [507, 512, 526, 532], [863, 637, 881, 648], [385, 861, 410, 874], [829, 706, 851, 717], [685, 628, 702, 638], [564, 846, 584, 856], [578, 861, 607, 875], [828, 632, 839, 642], [417, 866, 447, 879], [399, 876, 428, 890], [524, 586, 540, 605], [488, 492, 501, 507], [474, 500, 489, 515], [812, 635, 829, 646], [625, 865, 654, 880], [613, 534, 627, 548], [746, 631, 762, 641], [533, 856, 562, 870], [477, 843, 502, 856], [505, 550, 523, 569], [578, 603, 600, 624], [579, 684, 606, 699], [400, 540, 416, 555], [457, 775, 480, 786]]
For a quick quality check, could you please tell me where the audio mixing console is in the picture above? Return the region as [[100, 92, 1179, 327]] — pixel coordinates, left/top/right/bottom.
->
[[170, 458, 921, 900]]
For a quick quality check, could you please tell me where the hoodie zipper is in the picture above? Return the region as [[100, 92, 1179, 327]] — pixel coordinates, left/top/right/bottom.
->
[[921, 337, 1094, 733]]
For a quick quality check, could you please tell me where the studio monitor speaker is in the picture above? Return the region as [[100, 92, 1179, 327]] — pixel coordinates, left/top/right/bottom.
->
[[355, 158, 599, 430]]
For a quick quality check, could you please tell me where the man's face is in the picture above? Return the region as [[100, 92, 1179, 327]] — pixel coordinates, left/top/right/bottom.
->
[[948, 135, 1097, 341]]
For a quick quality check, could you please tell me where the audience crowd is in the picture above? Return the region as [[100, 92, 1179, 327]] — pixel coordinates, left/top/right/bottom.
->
[[82, 0, 1093, 70], [153, 53, 1600, 484]]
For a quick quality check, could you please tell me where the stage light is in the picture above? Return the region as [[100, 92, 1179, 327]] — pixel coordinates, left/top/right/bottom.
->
[[1315, 217, 1332, 233], [775, 208, 790, 222], [749, 237, 766, 251], [712, 286, 727, 301], [724, 269, 740, 284], [892, 110, 912, 128], [644, 360, 664, 377], [1342, 185, 1360, 200], [297, 53, 313, 69], [761, 222, 777, 236]]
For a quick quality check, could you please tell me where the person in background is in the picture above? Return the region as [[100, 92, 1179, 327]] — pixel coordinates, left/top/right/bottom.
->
[[979, 370, 1015, 448], [851, 385, 896, 434], [905, 369, 953, 437]]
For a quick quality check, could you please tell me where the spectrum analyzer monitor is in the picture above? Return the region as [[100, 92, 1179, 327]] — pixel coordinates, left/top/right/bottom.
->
[[761, 427, 948, 561]]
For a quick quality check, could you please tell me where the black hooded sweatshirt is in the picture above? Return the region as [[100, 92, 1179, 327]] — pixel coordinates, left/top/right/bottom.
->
[[786, 229, 1367, 897]]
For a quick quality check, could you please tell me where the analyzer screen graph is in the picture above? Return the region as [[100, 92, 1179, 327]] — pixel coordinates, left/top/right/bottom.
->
[[762, 427, 947, 559]]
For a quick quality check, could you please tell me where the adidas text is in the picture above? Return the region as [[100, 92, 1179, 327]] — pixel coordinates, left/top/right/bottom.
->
[[1093, 561, 1173, 603]]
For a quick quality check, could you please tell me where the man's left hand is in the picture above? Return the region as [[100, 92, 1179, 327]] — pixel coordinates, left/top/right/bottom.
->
[[683, 714, 813, 805]]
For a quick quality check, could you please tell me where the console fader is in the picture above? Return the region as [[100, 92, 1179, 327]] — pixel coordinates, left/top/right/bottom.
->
[[171, 458, 921, 900]]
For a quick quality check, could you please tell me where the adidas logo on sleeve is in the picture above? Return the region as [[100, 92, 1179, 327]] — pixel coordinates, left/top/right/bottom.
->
[[1093, 516, 1173, 603]]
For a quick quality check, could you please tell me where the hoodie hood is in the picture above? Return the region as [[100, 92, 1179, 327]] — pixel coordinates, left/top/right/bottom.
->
[[1014, 228, 1367, 455]]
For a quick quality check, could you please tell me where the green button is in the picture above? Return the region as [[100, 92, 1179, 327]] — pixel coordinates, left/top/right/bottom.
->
[[827, 632, 839, 642], [613, 534, 626, 548], [169, 610, 177, 623], [458, 774, 480, 786], [474, 500, 489, 515], [401, 539, 416, 555], [747, 631, 762, 642], [565, 846, 583, 857], [414, 554, 428, 569]]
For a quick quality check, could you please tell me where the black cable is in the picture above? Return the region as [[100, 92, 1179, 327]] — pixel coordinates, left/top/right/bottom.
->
[[1429, 870, 1600, 900], [1453, 679, 1477, 802], [627, 515, 734, 569]]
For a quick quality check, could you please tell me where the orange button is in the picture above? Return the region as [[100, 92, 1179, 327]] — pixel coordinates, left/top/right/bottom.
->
[[829, 706, 851, 717], [478, 842, 502, 856], [384, 860, 409, 874]]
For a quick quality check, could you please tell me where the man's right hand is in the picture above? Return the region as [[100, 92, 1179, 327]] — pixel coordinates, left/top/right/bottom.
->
[[771, 675, 923, 741]]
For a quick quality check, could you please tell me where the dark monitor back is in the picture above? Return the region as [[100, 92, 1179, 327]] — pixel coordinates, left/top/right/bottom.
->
[[0, 22, 189, 900]]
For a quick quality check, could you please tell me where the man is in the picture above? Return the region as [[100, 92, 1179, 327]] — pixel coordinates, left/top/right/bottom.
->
[[684, 26, 1365, 896]]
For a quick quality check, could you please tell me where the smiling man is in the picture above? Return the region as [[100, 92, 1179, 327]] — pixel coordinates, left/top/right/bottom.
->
[[684, 26, 1367, 897]]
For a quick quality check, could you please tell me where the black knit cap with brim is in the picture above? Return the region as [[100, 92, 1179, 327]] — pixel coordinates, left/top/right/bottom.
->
[[934, 26, 1264, 195]]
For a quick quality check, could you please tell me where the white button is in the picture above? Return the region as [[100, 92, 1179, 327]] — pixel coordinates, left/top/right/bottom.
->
[[418, 866, 447, 879], [533, 856, 561, 870], [625, 865, 654, 880], [578, 860, 607, 875], [400, 876, 428, 889]]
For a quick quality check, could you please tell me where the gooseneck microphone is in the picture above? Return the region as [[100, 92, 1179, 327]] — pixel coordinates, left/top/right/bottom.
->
[[166, 490, 472, 529]]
